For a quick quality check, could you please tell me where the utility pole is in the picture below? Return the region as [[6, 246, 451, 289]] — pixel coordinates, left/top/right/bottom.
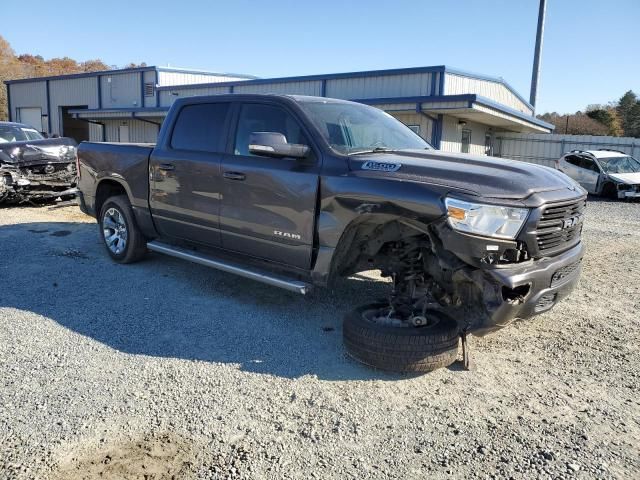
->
[[529, 0, 547, 110]]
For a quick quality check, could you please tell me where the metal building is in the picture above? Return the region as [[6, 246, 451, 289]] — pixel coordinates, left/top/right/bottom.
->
[[5, 65, 553, 153]]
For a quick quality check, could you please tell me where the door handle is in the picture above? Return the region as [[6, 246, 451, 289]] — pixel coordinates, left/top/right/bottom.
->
[[223, 171, 246, 181], [158, 163, 175, 171]]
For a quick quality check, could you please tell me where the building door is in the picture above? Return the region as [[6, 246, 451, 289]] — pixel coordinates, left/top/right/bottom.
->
[[461, 129, 472, 153], [485, 133, 493, 155], [17, 107, 43, 132], [60, 106, 89, 142], [119, 125, 130, 143]]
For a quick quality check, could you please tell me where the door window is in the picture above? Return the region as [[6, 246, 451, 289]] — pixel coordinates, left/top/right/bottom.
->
[[580, 158, 600, 173], [564, 155, 581, 167], [234, 104, 309, 156], [171, 103, 230, 152], [461, 129, 472, 154]]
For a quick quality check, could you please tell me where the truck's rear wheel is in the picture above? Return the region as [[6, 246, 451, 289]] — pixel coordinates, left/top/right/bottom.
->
[[99, 195, 147, 263], [343, 303, 459, 373]]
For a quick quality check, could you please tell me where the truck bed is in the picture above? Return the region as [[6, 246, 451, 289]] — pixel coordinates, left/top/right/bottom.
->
[[77, 141, 155, 217]]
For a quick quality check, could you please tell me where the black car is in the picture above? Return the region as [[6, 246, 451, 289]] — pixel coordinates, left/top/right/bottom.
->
[[0, 122, 78, 204]]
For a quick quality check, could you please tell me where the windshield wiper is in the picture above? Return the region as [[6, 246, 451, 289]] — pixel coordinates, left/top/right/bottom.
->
[[348, 147, 396, 156]]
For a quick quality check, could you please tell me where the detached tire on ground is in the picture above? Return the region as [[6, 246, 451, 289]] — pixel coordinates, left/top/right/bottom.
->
[[99, 195, 147, 263], [343, 303, 460, 373]]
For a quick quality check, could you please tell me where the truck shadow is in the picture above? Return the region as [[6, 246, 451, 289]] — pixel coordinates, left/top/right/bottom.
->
[[0, 220, 429, 381]]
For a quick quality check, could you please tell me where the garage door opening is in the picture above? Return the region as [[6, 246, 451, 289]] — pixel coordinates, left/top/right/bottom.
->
[[60, 106, 89, 142]]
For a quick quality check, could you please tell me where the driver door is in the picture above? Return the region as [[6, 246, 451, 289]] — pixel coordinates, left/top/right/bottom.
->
[[578, 157, 600, 193], [218, 102, 320, 270]]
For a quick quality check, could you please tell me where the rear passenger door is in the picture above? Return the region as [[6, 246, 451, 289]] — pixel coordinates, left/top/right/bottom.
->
[[149, 102, 231, 246], [218, 102, 321, 270]]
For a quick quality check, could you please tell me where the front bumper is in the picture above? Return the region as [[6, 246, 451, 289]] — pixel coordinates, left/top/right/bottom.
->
[[474, 241, 584, 335], [620, 190, 640, 199]]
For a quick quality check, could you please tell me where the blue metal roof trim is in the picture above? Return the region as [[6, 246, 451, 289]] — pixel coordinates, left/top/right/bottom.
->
[[156, 66, 449, 91], [155, 66, 257, 79], [4, 66, 157, 85], [353, 94, 553, 130], [472, 95, 554, 130], [155, 65, 534, 112], [4, 66, 256, 85], [68, 107, 170, 114]]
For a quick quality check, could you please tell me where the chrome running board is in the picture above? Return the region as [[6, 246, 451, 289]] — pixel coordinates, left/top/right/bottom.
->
[[147, 240, 312, 295]]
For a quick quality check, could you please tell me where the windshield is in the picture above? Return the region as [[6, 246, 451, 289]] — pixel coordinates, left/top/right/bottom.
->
[[297, 100, 432, 155], [598, 155, 640, 174], [0, 125, 44, 143]]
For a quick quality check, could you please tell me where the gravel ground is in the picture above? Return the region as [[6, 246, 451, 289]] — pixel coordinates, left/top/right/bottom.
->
[[0, 198, 638, 479]]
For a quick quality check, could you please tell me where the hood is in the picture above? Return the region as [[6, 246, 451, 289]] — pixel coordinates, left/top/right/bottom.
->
[[608, 172, 640, 185], [348, 149, 583, 200], [0, 137, 77, 167]]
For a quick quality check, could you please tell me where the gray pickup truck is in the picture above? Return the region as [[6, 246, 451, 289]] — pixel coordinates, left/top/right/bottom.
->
[[77, 94, 586, 372]]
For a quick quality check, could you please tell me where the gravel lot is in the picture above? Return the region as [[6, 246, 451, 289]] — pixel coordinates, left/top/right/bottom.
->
[[0, 198, 638, 479]]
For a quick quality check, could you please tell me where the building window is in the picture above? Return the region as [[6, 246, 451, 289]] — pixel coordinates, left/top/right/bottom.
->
[[407, 125, 420, 135], [461, 129, 472, 154], [144, 83, 155, 97]]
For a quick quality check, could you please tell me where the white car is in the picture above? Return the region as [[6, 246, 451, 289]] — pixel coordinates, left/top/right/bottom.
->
[[556, 149, 640, 199]]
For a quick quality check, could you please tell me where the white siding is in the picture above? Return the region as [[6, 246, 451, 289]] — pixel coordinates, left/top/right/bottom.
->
[[440, 116, 489, 155], [472, 104, 549, 133], [49, 77, 99, 135], [143, 70, 157, 108], [495, 133, 640, 167], [389, 112, 435, 144], [234, 80, 322, 96], [326, 72, 434, 99], [422, 100, 469, 110], [8, 81, 47, 125], [101, 119, 160, 143], [159, 85, 231, 107], [101, 72, 141, 108], [157, 71, 249, 86], [444, 74, 532, 114]]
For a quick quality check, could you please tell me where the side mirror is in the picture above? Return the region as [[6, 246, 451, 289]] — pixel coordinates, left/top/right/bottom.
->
[[249, 132, 310, 159]]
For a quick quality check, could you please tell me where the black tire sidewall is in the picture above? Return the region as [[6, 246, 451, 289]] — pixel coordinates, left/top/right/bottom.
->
[[343, 302, 460, 373], [99, 196, 141, 263]]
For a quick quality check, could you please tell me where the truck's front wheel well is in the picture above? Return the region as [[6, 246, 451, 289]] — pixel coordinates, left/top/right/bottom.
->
[[330, 219, 426, 279], [95, 180, 128, 218], [331, 218, 491, 330]]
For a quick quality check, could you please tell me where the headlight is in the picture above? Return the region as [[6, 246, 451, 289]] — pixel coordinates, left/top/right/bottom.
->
[[444, 197, 529, 240]]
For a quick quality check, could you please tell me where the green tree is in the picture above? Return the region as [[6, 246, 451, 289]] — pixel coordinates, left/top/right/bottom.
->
[[586, 105, 623, 136], [627, 103, 640, 138], [616, 90, 639, 137]]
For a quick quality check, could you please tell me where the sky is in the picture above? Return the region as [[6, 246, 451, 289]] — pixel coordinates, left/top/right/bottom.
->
[[3, 0, 638, 114]]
